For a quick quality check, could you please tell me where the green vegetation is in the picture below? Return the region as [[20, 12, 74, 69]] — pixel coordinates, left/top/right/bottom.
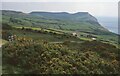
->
[[1, 10, 111, 34], [1, 10, 120, 74], [2, 36, 120, 74]]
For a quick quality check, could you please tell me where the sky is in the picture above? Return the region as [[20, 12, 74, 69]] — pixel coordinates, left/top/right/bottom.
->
[[1, 0, 120, 2]]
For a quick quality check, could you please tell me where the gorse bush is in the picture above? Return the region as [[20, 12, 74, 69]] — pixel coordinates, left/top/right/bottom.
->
[[2, 37, 120, 74]]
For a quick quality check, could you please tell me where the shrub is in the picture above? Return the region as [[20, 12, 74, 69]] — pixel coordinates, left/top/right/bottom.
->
[[2, 37, 120, 74]]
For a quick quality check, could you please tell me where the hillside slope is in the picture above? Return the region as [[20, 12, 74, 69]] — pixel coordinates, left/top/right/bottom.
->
[[1, 9, 120, 74], [2, 24, 120, 74], [2, 10, 112, 35]]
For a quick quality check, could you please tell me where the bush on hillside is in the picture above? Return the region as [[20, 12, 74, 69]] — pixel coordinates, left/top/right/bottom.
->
[[2, 37, 120, 74]]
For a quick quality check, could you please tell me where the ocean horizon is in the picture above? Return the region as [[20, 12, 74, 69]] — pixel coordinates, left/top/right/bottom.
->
[[97, 17, 118, 34]]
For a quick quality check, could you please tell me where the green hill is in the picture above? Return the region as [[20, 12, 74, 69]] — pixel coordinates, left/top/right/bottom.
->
[[1, 10, 120, 74], [2, 10, 111, 35], [1, 10, 119, 45]]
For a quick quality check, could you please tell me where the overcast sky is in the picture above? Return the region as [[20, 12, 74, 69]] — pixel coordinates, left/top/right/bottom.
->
[[1, 0, 119, 17], [1, 0, 120, 2]]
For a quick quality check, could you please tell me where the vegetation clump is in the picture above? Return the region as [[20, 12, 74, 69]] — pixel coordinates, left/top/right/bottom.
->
[[2, 37, 120, 74]]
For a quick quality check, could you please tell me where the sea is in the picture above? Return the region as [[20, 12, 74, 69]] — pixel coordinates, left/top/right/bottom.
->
[[96, 17, 119, 34]]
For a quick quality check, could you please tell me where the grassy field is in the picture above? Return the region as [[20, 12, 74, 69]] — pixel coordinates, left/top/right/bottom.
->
[[4, 27, 82, 42], [7, 26, 119, 47]]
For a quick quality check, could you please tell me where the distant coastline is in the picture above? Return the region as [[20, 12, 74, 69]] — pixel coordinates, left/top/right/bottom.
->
[[97, 17, 118, 34]]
